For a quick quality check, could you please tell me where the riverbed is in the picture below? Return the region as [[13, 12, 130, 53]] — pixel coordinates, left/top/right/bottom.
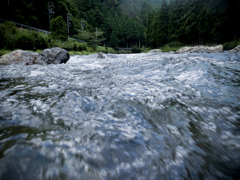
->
[[0, 52, 240, 179]]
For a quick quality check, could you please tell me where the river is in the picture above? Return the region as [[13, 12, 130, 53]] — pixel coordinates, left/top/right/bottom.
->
[[0, 52, 240, 179]]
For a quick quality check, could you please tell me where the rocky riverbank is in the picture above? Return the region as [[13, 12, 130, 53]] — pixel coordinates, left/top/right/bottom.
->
[[176, 44, 223, 53], [148, 44, 240, 54], [0, 47, 70, 65], [1, 45, 240, 66]]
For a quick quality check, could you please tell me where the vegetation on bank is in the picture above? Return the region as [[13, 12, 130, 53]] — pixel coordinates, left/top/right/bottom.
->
[[1, 0, 240, 55], [222, 41, 240, 50], [0, 0, 239, 52], [0, 20, 239, 57], [159, 42, 184, 52], [0, 22, 115, 56]]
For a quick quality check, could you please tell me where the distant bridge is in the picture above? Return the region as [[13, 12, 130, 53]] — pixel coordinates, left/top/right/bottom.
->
[[0, 18, 86, 43]]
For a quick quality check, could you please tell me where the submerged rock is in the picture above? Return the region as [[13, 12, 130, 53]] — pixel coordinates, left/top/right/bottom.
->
[[0, 50, 38, 65], [176, 45, 223, 53], [33, 47, 70, 65], [97, 52, 106, 59], [229, 45, 240, 53], [0, 47, 70, 65]]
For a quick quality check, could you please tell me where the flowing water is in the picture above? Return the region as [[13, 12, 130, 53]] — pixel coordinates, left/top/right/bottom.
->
[[0, 52, 240, 180]]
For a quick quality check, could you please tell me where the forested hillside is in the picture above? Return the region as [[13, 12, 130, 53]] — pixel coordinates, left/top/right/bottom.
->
[[147, 0, 240, 47], [0, 0, 239, 50], [0, 0, 153, 49]]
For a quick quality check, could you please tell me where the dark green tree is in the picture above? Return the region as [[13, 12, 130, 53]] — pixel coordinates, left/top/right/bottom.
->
[[109, 31, 119, 50], [50, 16, 68, 41], [146, 10, 157, 47], [155, 0, 169, 47]]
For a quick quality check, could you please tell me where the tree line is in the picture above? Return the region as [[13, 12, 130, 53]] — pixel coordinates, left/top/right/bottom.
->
[[0, 0, 151, 50], [0, 0, 239, 50], [146, 0, 240, 48]]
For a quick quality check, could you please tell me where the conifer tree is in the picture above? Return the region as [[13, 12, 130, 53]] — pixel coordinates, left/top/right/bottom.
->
[[50, 16, 68, 41]]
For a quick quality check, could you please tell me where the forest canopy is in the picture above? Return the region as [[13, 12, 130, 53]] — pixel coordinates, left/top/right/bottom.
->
[[146, 0, 240, 48], [0, 0, 239, 49]]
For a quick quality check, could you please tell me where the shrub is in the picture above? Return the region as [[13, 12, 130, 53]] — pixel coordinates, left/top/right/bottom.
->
[[78, 43, 87, 51], [47, 38, 61, 48], [223, 41, 238, 50], [0, 24, 7, 49], [167, 41, 184, 47], [131, 46, 141, 53], [49, 16, 68, 41], [0, 22, 50, 50], [30, 32, 48, 49], [0, 22, 18, 49], [160, 41, 185, 52], [16, 34, 34, 50], [4, 21, 18, 34], [36, 36, 48, 49], [56, 39, 87, 51]]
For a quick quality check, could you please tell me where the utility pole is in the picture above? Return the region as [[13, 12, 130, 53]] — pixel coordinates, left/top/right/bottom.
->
[[8, 0, 10, 7], [95, 27, 98, 39], [81, 20, 85, 33], [48, 0, 54, 25], [67, 13, 72, 38]]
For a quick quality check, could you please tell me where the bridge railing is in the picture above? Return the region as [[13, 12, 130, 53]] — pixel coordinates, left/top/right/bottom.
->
[[0, 18, 50, 34]]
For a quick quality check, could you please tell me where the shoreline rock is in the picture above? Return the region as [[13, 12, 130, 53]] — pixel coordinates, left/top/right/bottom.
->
[[0, 47, 70, 65], [0, 50, 38, 65], [229, 45, 240, 53], [176, 45, 223, 53], [148, 49, 162, 53]]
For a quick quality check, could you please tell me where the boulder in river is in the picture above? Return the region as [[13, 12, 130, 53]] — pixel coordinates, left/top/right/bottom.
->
[[176, 45, 223, 53], [0, 47, 70, 65], [0, 50, 38, 65], [33, 47, 70, 65], [229, 45, 240, 53], [97, 52, 106, 59]]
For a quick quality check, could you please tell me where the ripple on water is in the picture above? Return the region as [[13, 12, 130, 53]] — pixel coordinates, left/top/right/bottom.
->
[[0, 52, 240, 179]]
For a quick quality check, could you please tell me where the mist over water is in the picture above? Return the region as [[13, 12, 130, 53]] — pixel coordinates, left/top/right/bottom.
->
[[0, 52, 240, 179]]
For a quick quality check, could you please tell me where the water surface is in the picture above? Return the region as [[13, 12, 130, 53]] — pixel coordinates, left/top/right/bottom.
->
[[0, 52, 240, 179]]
